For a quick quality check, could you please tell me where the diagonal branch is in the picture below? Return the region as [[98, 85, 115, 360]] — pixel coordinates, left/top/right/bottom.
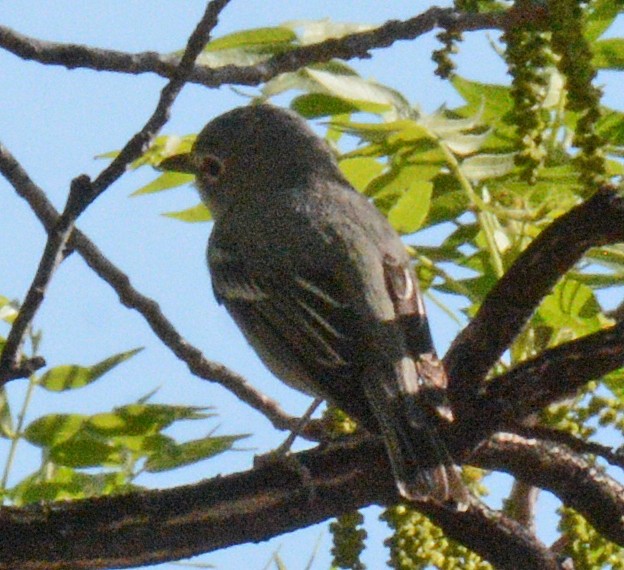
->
[[444, 186, 624, 409], [82, 0, 232, 211], [0, 175, 89, 381], [0, 0, 232, 383], [0, 143, 299, 434], [475, 433, 624, 547], [507, 423, 624, 471], [0, 6, 548, 89], [484, 320, 624, 420]]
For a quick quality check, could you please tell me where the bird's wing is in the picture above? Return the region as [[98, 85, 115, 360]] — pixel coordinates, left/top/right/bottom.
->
[[382, 253, 453, 422], [208, 244, 366, 410]]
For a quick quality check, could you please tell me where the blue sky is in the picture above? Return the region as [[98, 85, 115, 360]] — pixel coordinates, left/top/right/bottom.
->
[[1, 3, 623, 569]]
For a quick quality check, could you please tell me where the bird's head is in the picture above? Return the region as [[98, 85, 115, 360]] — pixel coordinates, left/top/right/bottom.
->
[[159, 104, 340, 219]]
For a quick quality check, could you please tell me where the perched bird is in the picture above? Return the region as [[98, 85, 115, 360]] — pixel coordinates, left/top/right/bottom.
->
[[160, 104, 466, 503]]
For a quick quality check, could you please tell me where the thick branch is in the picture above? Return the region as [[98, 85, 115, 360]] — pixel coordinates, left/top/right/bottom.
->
[[475, 433, 624, 547], [0, 6, 547, 88], [445, 186, 624, 408], [485, 320, 624, 419], [0, 143, 298, 433], [0, 437, 565, 570]]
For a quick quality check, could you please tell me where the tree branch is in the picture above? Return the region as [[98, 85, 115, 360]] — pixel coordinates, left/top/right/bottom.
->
[[475, 433, 624, 547], [0, 5, 548, 89], [85, 0, 232, 210], [0, 143, 300, 434], [445, 186, 624, 411], [0, 0, 232, 384], [485, 320, 624, 419], [0, 436, 569, 570], [0, 175, 94, 381], [507, 423, 624, 471]]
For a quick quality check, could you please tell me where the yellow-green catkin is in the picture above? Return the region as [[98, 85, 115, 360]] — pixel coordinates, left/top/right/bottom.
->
[[381, 503, 492, 569], [503, 24, 553, 184], [558, 507, 624, 569], [549, 0, 607, 190], [330, 511, 367, 570], [326, 405, 366, 570]]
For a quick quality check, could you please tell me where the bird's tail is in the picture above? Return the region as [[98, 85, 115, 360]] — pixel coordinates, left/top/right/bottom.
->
[[385, 422, 468, 506], [364, 376, 469, 507]]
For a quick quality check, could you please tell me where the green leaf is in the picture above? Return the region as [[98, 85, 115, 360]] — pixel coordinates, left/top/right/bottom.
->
[[204, 27, 297, 51], [163, 203, 212, 223], [593, 38, 624, 70], [585, 0, 623, 41], [144, 434, 247, 473], [39, 348, 143, 392], [292, 93, 386, 118], [48, 432, 123, 468], [460, 153, 516, 182], [537, 278, 605, 339], [426, 174, 468, 227], [604, 368, 624, 399], [597, 106, 624, 146], [87, 403, 212, 437], [283, 18, 375, 45], [442, 130, 491, 156], [303, 68, 407, 114], [0, 296, 17, 324], [100, 134, 195, 170], [570, 271, 624, 289], [387, 180, 433, 235], [585, 244, 624, 270], [9, 467, 136, 505], [131, 172, 195, 196], [0, 386, 14, 438], [338, 156, 384, 192], [24, 414, 86, 448], [452, 76, 514, 124]]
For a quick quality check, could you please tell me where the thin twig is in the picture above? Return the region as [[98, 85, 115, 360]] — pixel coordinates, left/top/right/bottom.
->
[[0, 5, 548, 89], [86, 0, 233, 209], [506, 422, 624, 470], [0, 175, 89, 380], [0, 0, 232, 380], [0, 143, 299, 433]]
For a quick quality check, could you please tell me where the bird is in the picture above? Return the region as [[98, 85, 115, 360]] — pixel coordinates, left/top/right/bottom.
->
[[159, 103, 466, 504]]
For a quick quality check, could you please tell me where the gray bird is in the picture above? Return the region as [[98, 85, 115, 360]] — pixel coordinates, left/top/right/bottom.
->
[[160, 104, 466, 503]]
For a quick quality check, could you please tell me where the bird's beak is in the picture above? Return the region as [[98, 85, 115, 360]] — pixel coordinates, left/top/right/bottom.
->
[[158, 153, 197, 174]]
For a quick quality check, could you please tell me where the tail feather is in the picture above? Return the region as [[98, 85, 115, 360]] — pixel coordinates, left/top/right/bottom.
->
[[384, 419, 469, 506], [363, 366, 469, 506]]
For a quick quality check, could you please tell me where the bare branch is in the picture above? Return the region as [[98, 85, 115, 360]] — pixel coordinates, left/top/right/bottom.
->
[[475, 433, 624, 547], [87, 0, 232, 209], [0, 356, 45, 382], [0, 175, 90, 381], [0, 0, 232, 383], [445, 186, 624, 410], [0, 437, 563, 570], [507, 423, 624, 471], [0, 143, 299, 433], [504, 481, 539, 534], [0, 5, 548, 89], [485, 320, 624, 419]]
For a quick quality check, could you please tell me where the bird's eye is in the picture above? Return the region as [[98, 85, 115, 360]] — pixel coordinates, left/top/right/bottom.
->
[[199, 155, 224, 180]]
